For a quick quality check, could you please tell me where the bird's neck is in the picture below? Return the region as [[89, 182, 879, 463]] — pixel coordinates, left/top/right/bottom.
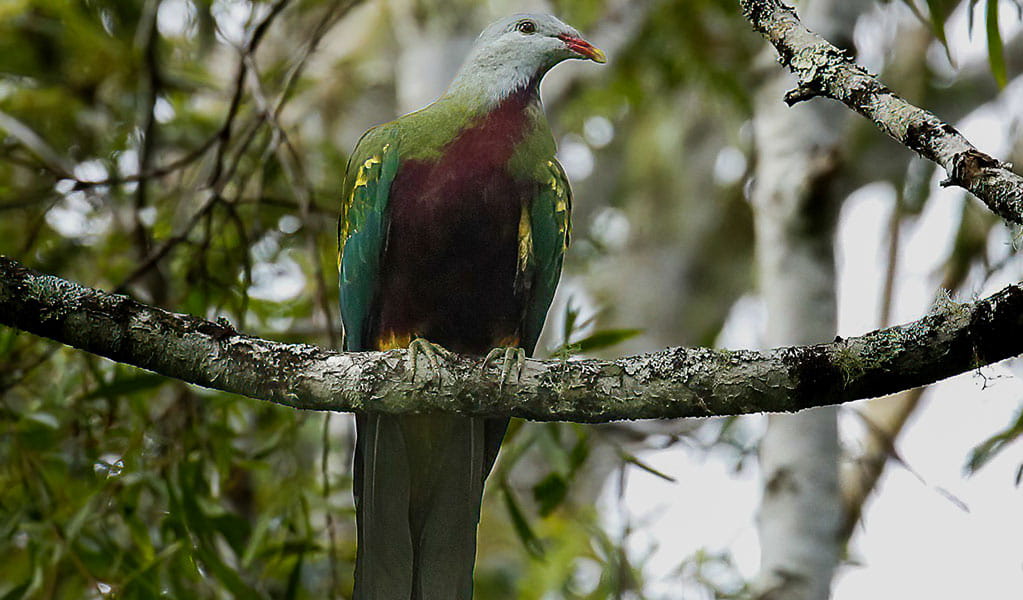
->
[[444, 55, 545, 113]]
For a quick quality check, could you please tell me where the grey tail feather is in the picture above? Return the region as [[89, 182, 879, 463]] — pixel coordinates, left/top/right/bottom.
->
[[354, 413, 503, 600]]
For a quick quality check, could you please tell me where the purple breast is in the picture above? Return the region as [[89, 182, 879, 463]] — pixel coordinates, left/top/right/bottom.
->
[[372, 92, 537, 354]]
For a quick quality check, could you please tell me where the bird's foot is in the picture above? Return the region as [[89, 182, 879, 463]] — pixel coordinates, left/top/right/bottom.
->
[[482, 346, 526, 391], [406, 338, 452, 387]]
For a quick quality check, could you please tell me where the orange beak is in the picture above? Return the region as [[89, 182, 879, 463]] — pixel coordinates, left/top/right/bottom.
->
[[557, 34, 607, 63]]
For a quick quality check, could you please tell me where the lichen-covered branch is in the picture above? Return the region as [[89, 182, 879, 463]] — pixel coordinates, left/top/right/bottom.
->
[[739, 0, 1023, 224], [1, 255, 1021, 422]]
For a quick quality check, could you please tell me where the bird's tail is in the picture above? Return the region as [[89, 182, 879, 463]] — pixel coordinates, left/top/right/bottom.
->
[[353, 413, 505, 600]]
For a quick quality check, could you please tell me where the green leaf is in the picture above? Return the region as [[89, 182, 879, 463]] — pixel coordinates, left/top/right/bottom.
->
[[283, 553, 304, 600], [84, 372, 166, 399], [17, 411, 61, 450], [210, 512, 252, 557], [121, 542, 182, 595], [968, 0, 982, 31], [986, 0, 1007, 87], [965, 406, 1023, 475], [241, 512, 275, 568], [500, 479, 544, 558], [168, 464, 264, 598], [552, 328, 643, 356], [568, 429, 591, 471], [532, 473, 569, 517], [924, 0, 956, 63], [561, 297, 581, 347], [621, 452, 677, 483], [537, 425, 572, 475], [64, 494, 97, 542], [0, 582, 30, 600]]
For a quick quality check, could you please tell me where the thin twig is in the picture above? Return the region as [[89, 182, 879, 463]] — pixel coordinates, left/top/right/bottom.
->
[[207, 0, 292, 188], [244, 52, 338, 347], [130, 0, 167, 302]]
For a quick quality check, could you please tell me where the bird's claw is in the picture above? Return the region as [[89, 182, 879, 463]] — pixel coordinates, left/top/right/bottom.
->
[[407, 338, 452, 386], [482, 346, 526, 391]]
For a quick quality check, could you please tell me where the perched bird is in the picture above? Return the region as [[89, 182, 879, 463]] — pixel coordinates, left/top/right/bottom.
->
[[338, 14, 604, 599]]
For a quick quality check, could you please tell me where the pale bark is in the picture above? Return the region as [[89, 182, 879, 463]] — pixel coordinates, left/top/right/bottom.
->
[[3, 255, 1022, 422], [739, 0, 1023, 224], [750, 77, 843, 600]]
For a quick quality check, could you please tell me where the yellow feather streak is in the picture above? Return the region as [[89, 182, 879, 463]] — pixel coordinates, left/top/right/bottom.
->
[[516, 199, 533, 290], [547, 161, 571, 251], [376, 331, 412, 351], [337, 153, 384, 269]]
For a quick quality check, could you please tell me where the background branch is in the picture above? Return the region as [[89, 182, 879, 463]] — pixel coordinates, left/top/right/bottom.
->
[[2, 255, 1021, 423], [740, 0, 1023, 224]]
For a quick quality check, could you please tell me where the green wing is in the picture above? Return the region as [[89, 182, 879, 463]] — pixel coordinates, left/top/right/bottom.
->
[[338, 128, 399, 352], [522, 159, 572, 355]]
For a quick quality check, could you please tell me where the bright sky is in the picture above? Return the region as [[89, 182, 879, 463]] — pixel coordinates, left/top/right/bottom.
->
[[603, 2, 1023, 598]]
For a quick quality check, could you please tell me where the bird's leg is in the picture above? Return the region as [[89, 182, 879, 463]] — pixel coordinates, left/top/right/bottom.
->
[[407, 338, 453, 386], [482, 346, 527, 391]]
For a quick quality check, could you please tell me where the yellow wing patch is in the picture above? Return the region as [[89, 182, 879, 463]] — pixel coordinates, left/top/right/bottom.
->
[[354, 155, 381, 188], [547, 160, 571, 252], [337, 147, 388, 269], [516, 199, 533, 286]]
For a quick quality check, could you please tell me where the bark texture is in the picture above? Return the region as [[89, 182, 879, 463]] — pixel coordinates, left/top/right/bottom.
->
[[2, 255, 1022, 422], [739, 0, 1023, 224]]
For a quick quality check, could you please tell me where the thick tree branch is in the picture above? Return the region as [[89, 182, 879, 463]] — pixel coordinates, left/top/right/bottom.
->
[[2, 256, 1021, 422], [740, 0, 1023, 224]]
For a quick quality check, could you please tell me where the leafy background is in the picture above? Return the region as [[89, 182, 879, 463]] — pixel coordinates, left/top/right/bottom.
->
[[0, 0, 1021, 598]]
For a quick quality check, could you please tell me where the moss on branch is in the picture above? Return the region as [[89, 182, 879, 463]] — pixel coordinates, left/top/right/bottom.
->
[[2, 256, 1022, 422], [740, 0, 1023, 224]]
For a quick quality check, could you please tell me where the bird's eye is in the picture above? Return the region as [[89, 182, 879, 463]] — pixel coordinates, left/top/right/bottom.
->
[[516, 20, 536, 34]]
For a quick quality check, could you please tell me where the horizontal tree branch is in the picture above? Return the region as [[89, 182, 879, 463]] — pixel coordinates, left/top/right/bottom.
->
[[2, 256, 1021, 422], [740, 0, 1023, 224]]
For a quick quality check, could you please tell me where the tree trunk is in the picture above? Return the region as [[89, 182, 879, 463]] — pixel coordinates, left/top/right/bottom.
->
[[750, 1, 871, 597]]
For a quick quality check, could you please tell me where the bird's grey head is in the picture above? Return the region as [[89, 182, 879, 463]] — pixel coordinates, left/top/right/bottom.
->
[[449, 14, 605, 104]]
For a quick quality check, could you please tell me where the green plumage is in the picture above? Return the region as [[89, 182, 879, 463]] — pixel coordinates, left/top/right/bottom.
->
[[524, 158, 572, 352], [338, 101, 570, 355], [338, 132, 399, 352], [337, 13, 599, 599]]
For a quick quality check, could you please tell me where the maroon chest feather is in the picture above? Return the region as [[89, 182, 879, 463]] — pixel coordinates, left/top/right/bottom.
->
[[373, 91, 538, 354]]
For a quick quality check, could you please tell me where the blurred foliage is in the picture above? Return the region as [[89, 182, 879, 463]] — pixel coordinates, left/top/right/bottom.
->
[[898, 0, 1020, 85], [0, 0, 1021, 597], [966, 404, 1023, 481]]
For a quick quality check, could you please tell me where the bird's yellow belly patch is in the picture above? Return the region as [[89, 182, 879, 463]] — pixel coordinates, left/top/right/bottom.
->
[[375, 332, 521, 352], [376, 331, 413, 351], [494, 334, 521, 348]]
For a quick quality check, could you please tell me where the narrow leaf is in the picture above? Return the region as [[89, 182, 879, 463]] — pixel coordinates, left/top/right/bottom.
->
[[283, 553, 304, 600], [561, 297, 580, 347], [965, 406, 1023, 474], [0, 583, 30, 600], [968, 0, 982, 32], [925, 0, 954, 63], [621, 452, 677, 483], [500, 479, 544, 558], [986, 0, 1007, 87], [532, 473, 568, 517], [84, 373, 166, 399], [552, 328, 643, 356]]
